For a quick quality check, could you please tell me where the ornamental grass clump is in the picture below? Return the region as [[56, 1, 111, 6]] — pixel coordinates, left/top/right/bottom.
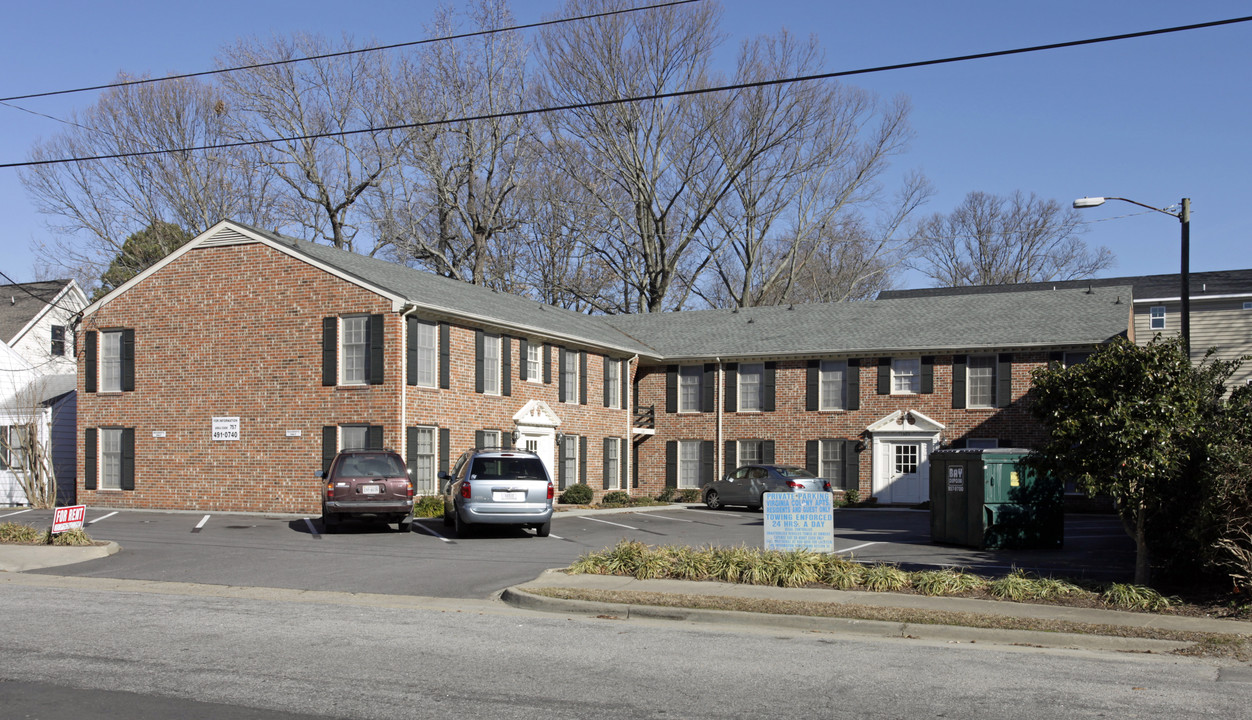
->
[[1101, 583, 1176, 612], [708, 545, 756, 584], [771, 549, 824, 588], [0, 522, 42, 544], [817, 556, 863, 589], [988, 569, 1038, 601], [911, 568, 987, 596], [602, 539, 652, 576], [568, 549, 610, 575], [861, 563, 909, 592], [664, 545, 711, 581], [1032, 576, 1085, 601], [50, 528, 94, 546]]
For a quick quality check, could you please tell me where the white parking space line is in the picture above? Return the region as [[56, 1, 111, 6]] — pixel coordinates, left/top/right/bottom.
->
[[835, 541, 880, 554], [549, 533, 565, 540], [87, 511, 118, 525], [633, 512, 692, 522], [302, 517, 322, 539], [584, 517, 639, 531], [0, 509, 32, 520], [413, 525, 453, 543], [191, 514, 211, 534]]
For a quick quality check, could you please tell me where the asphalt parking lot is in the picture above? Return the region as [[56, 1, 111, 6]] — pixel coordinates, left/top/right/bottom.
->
[[1, 505, 1135, 598]]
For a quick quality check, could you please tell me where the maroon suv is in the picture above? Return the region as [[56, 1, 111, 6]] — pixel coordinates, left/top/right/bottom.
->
[[321, 449, 414, 532]]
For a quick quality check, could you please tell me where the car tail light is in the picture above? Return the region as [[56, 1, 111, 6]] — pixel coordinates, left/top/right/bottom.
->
[[786, 480, 804, 489], [823, 481, 832, 492], [547, 481, 554, 500], [326, 482, 334, 500], [461, 480, 472, 500], [406, 481, 414, 499]]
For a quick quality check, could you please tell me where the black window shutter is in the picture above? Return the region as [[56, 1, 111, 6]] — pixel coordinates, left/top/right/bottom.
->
[[120, 427, 135, 490], [665, 366, 678, 413], [475, 430, 486, 448], [558, 347, 567, 401], [439, 323, 451, 389], [322, 318, 337, 387], [665, 441, 677, 488], [502, 337, 512, 396], [846, 359, 860, 410], [579, 351, 588, 405], [762, 440, 775, 464], [438, 428, 450, 475], [579, 436, 588, 485], [367, 425, 384, 450], [322, 426, 337, 474], [843, 440, 860, 492], [543, 344, 552, 384], [631, 442, 639, 489], [805, 440, 819, 475], [952, 355, 967, 409], [406, 317, 417, 386], [85, 331, 97, 393], [474, 330, 485, 394], [620, 361, 628, 413], [920, 356, 933, 394], [805, 360, 819, 411], [368, 315, 384, 385], [557, 437, 567, 489], [724, 440, 737, 475], [700, 441, 715, 486], [406, 427, 417, 476], [120, 329, 135, 392], [763, 362, 776, 411], [603, 355, 612, 408], [702, 364, 716, 413], [84, 428, 97, 489], [603, 437, 613, 489], [877, 357, 891, 395], [724, 363, 738, 413], [997, 353, 1013, 408], [519, 339, 529, 381]]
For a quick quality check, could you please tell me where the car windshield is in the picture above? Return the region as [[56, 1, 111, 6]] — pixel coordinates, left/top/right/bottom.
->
[[336, 454, 406, 477], [774, 466, 817, 479], [470, 457, 547, 480]]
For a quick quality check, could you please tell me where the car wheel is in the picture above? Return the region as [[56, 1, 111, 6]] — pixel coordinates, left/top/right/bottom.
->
[[453, 509, 471, 539], [322, 511, 337, 533], [535, 520, 551, 538], [442, 502, 454, 527], [395, 517, 408, 532], [704, 490, 722, 510]]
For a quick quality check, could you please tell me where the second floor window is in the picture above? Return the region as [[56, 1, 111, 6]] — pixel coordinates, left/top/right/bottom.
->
[[819, 360, 845, 410], [679, 365, 702, 412], [341, 316, 369, 385], [1149, 306, 1166, 330], [561, 350, 578, 403], [483, 335, 501, 395], [891, 358, 920, 394], [101, 330, 123, 392], [527, 343, 542, 382], [967, 355, 995, 408], [605, 358, 621, 408], [415, 321, 437, 388], [51, 325, 66, 357], [738, 363, 763, 412]]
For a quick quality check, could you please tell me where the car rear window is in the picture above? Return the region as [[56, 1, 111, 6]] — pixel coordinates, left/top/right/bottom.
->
[[469, 457, 547, 480], [335, 454, 406, 477], [775, 466, 817, 479]]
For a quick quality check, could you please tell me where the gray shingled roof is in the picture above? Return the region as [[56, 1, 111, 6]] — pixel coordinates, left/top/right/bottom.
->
[[239, 225, 656, 357], [877, 269, 1252, 301], [0, 279, 73, 345], [603, 286, 1132, 361]]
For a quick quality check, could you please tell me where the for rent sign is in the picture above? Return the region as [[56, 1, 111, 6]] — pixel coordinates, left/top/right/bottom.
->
[[52, 505, 87, 534]]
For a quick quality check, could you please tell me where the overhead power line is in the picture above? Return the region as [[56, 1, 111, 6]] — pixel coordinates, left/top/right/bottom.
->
[[2, 13, 1249, 171], [0, 0, 703, 103]]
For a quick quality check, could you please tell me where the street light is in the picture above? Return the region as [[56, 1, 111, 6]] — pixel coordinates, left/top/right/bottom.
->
[[1072, 196, 1191, 356]]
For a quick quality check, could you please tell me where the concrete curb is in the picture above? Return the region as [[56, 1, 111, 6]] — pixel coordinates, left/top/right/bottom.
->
[[0, 541, 120, 573]]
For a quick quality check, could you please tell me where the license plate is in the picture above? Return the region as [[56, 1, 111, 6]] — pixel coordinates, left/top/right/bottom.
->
[[494, 491, 525, 502], [361, 484, 382, 495]]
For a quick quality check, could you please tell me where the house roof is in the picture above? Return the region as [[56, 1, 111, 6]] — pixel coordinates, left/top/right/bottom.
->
[[876, 269, 1252, 303], [0, 279, 77, 345], [603, 286, 1132, 361]]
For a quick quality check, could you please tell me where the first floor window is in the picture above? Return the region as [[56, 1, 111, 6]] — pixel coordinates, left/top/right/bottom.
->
[[678, 440, 701, 489], [411, 427, 436, 494], [967, 355, 995, 408], [341, 316, 369, 385], [738, 440, 763, 466], [819, 360, 845, 410], [560, 435, 579, 489], [966, 438, 998, 450], [480, 429, 502, 448], [101, 428, 123, 490], [341, 425, 369, 450], [0, 424, 32, 471], [819, 440, 843, 481], [1149, 305, 1166, 330], [604, 438, 621, 489], [891, 358, 920, 394]]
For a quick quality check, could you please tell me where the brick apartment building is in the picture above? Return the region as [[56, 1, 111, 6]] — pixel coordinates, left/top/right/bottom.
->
[[76, 221, 1132, 514]]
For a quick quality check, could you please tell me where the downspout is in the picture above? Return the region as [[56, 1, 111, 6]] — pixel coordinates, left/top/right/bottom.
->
[[399, 304, 417, 453], [715, 357, 723, 483], [627, 354, 638, 495]]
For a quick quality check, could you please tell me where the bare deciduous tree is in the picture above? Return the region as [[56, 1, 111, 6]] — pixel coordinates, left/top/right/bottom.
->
[[908, 190, 1114, 287], [0, 381, 57, 509]]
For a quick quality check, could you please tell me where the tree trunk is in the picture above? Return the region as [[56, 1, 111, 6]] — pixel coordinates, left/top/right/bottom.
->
[[1133, 506, 1151, 586]]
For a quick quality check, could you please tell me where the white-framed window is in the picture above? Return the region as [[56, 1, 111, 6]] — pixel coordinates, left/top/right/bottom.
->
[[483, 334, 501, 395], [894, 444, 920, 475], [819, 360, 845, 410], [1244, 302, 1252, 311], [561, 435, 579, 487], [738, 439, 763, 466], [481, 429, 502, 448], [679, 365, 702, 413], [340, 425, 369, 450], [101, 330, 123, 392], [415, 320, 437, 388], [51, 325, 67, 357], [0, 424, 31, 471], [966, 438, 999, 450], [561, 350, 578, 403], [891, 358, 920, 395], [101, 427, 123, 490], [605, 438, 621, 489], [967, 355, 995, 409], [411, 426, 436, 494], [527, 343, 542, 383], [738, 363, 763, 412], [341, 316, 369, 385], [819, 439, 843, 480], [1149, 306, 1166, 330], [605, 358, 621, 408], [678, 440, 701, 489]]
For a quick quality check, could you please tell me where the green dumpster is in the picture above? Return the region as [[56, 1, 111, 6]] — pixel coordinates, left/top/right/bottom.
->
[[929, 448, 1063, 550]]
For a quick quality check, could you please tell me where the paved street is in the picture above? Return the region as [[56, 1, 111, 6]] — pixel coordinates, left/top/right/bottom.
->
[[4, 504, 1135, 599]]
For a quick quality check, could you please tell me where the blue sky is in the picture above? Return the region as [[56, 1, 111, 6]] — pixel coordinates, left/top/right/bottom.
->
[[2, 1, 1248, 289]]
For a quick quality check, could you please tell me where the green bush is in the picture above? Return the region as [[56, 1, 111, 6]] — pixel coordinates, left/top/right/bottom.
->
[[559, 483, 594, 505], [844, 489, 861, 506], [656, 487, 676, 503], [599, 491, 632, 507], [412, 495, 444, 518], [678, 489, 700, 503]]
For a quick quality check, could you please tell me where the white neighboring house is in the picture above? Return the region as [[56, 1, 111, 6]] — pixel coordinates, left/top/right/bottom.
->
[[0, 279, 87, 506]]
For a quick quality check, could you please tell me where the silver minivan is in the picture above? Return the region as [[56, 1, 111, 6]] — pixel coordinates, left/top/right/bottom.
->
[[441, 448, 554, 538]]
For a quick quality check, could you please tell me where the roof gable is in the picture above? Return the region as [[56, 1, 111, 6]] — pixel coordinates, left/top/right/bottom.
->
[[0, 279, 84, 345]]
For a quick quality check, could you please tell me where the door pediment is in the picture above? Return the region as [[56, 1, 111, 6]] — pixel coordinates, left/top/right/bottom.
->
[[866, 409, 945, 434], [513, 399, 561, 428]]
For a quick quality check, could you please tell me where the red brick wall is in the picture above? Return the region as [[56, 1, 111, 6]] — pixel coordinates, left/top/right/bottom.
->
[[633, 355, 1048, 498]]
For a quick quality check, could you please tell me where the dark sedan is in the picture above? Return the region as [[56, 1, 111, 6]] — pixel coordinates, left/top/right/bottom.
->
[[702, 464, 832, 510]]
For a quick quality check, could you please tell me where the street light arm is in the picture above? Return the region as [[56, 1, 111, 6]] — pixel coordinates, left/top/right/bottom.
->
[[1075, 196, 1181, 219]]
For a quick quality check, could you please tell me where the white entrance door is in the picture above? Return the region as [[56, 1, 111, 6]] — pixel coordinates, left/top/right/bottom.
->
[[884, 442, 924, 504], [517, 427, 556, 481]]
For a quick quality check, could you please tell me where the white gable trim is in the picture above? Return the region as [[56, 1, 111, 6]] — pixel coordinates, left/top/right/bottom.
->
[[865, 409, 945, 434], [513, 399, 562, 429], [81, 221, 404, 319], [7, 280, 87, 347]]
